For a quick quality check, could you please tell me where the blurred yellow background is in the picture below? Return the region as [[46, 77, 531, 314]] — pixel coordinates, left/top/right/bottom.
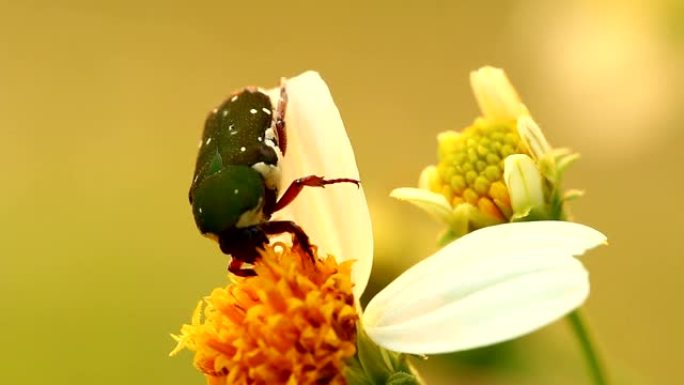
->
[[1, 1, 682, 384]]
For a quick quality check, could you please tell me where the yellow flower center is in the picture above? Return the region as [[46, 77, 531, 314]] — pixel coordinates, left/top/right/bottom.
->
[[432, 118, 528, 220], [171, 244, 358, 385]]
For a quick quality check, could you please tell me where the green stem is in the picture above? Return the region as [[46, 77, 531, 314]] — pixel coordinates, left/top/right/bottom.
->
[[567, 309, 609, 385]]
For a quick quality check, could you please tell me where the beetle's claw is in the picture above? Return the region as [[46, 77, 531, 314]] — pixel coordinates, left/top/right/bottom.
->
[[228, 258, 257, 277]]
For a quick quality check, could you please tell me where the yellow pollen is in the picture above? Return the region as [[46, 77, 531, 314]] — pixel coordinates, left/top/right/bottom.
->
[[433, 119, 527, 220], [170, 244, 358, 385]]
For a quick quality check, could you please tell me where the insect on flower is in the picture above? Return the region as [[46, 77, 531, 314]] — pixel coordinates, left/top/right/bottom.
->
[[188, 79, 358, 276]]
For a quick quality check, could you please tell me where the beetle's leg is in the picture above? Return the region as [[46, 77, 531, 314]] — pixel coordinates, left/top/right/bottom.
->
[[268, 175, 360, 214], [228, 259, 256, 277], [261, 220, 314, 261], [275, 78, 288, 155]]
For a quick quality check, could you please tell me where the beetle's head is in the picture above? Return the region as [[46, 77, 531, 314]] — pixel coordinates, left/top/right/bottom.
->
[[218, 226, 269, 265]]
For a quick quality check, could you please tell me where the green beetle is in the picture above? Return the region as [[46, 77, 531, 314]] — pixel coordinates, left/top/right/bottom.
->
[[189, 81, 358, 276]]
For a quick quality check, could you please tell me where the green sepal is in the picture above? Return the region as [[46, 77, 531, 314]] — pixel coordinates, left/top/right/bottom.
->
[[356, 326, 394, 384], [556, 151, 580, 175], [345, 325, 423, 385], [511, 207, 552, 222], [437, 228, 458, 247], [386, 372, 422, 385], [532, 147, 582, 222], [509, 206, 533, 222], [344, 356, 374, 385]]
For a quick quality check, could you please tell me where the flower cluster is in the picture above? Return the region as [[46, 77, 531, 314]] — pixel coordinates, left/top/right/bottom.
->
[[172, 71, 606, 385]]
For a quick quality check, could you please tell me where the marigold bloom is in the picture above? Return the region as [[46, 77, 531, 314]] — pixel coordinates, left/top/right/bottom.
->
[[171, 244, 358, 385]]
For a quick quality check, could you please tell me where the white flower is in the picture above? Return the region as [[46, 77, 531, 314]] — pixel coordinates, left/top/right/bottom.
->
[[267, 71, 606, 355], [391, 67, 582, 240]]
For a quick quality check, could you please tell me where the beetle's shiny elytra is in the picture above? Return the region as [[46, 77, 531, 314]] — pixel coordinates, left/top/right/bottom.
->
[[190, 89, 280, 236], [189, 82, 359, 276]]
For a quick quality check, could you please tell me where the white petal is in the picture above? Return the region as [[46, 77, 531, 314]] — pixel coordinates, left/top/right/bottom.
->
[[390, 187, 453, 223], [517, 116, 552, 159], [363, 221, 606, 354], [470, 66, 528, 121], [503, 154, 545, 218], [365, 257, 588, 354], [265, 72, 373, 298]]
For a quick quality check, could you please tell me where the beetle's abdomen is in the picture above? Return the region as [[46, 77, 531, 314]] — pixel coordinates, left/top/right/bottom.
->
[[191, 165, 266, 235]]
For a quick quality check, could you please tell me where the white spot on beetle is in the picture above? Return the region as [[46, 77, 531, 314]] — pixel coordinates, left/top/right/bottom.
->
[[252, 162, 282, 190], [205, 137, 212, 145], [231, 95, 238, 102], [257, 136, 262, 142], [212, 108, 218, 114], [198, 207, 203, 214], [262, 107, 271, 115], [240, 146, 246, 152], [193, 175, 198, 183], [233, 189, 239, 195], [249, 108, 258, 114], [236, 198, 265, 228], [228, 124, 234, 131], [263, 127, 278, 149], [230, 130, 238, 135], [222, 109, 228, 117]]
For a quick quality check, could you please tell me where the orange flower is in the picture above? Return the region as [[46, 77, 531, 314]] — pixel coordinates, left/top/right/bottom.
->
[[170, 243, 358, 385]]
